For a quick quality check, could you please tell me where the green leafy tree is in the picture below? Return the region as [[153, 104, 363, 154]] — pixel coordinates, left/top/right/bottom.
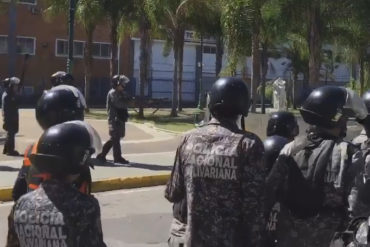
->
[[336, 0, 370, 95], [122, 0, 152, 118], [101, 0, 134, 80], [45, 0, 104, 110], [146, 0, 207, 116], [278, 0, 351, 88], [221, 0, 269, 113]]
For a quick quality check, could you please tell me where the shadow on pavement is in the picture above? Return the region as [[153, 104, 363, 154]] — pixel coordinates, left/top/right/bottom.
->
[[92, 159, 172, 171], [0, 166, 20, 172]]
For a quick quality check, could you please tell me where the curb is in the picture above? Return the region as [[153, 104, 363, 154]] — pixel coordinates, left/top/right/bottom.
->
[[0, 174, 170, 202]]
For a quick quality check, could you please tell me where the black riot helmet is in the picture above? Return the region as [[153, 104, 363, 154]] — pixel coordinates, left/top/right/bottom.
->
[[50, 71, 74, 87], [36, 85, 86, 130], [208, 77, 250, 118], [362, 91, 370, 114], [267, 111, 299, 140], [30, 121, 102, 176], [112, 74, 130, 89], [263, 135, 289, 172], [2, 77, 20, 89], [300, 86, 368, 128]]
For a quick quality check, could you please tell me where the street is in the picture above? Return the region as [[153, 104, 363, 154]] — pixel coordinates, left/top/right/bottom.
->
[[0, 186, 172, 246]]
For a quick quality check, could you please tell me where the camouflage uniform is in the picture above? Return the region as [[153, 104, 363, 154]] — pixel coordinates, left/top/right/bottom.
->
[[6, 179, 106, 247], [100, 89, 130, 160], [266, 130, 364, 247], [165, 118, 266, 247], [351, 129, 370, 217]]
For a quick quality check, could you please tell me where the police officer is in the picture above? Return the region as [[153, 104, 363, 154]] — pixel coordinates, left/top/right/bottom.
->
[[6, 121, 106, 246], [350, 90, 370, 217], [264, 135, 289, 247], [12, 85, 87, 201], [97, 75, 131, 164], [165, 77, 266, 246], [266, 86, 367, 247], [264, 136, 289, 174], [267, 111, 299, 141], [2, 77, 21, 156], [50, 71, 74, 87], [265, 113, 297, 247]]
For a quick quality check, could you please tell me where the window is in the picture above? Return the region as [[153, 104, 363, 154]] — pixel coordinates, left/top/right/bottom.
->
[[16, 36, 35, 55], [56, 39, 84, 57], [203, 46, 216, 54], [92, 42, 111, 59], [1, 0, 37, 4], [0, 36, 35, 55], [0, 36, 7, 54], [19, 0, 37, 5]]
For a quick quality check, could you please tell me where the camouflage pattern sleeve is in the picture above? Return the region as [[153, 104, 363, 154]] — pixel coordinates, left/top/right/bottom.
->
[[6, 205, 20, 247], [165, 136, 187, 203], [79, 197, 107, 247], [241, 135, 266, 247], [265, 154, 290, 213]]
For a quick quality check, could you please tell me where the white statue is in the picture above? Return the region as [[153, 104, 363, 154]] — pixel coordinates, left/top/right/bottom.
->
[[272, 78, 287, 111]]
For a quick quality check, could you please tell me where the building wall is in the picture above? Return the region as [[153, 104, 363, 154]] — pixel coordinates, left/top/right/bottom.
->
[[0, 0, 132, 105]]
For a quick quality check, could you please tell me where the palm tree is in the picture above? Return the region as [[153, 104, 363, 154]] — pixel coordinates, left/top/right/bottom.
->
[[278, 0, 351, 88], [221, 0, 271, 113], [190, 0, 223, 77], [336, 0, 370, 95], [101, 0, 134, 80], [146, 0, 206, 116], [44, 0, 104, 110]]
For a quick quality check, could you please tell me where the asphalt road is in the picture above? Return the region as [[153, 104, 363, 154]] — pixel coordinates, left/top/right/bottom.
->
[[0, 186, 172, 247]]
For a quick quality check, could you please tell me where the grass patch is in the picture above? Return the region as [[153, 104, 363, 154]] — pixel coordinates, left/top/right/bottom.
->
[[86, 108, 205, 133]]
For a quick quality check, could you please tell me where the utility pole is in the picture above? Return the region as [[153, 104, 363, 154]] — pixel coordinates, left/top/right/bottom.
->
[[8, 0, 17, 77], [66, 0, 78, 73], [197, 35, 204, 109]]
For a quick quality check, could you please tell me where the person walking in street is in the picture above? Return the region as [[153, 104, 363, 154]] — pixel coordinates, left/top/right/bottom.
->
[[97, 74, 131, 165], [6, 121, 106, 247], [266, 86, 367, 247], [166, 77, 266, 247], [2, 77, 21, 156]]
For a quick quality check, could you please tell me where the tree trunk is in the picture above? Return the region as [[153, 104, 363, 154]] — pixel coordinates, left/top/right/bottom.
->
[[293, 72, 298, 109], [308, 2, 321, 88], [251, 31, 261, 113], [171, 39, 179, 117], [139, 18, 151, 119], [260, 43, 268, 114], [110, 17, 119, 81], [360, 58, 365, 95], [215, 35, 223, 77], [84, 28, 94, 112], [177, 29, 185, 112]]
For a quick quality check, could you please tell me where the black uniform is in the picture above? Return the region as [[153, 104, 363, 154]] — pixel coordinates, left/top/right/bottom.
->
[[99, 88, 130, 162], [7, 180, 106, 247], [2, 87, 19, 155]]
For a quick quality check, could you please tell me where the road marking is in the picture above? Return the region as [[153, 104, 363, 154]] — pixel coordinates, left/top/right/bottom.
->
[[94, 186, 164, 197]]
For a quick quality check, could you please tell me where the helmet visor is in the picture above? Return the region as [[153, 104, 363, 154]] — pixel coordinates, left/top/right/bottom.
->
[[343, 88, 368, 120]]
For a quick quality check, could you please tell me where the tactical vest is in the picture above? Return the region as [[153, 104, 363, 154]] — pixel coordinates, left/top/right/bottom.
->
[[24, 143, 91, 194], [281, 137, 351, 218]]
